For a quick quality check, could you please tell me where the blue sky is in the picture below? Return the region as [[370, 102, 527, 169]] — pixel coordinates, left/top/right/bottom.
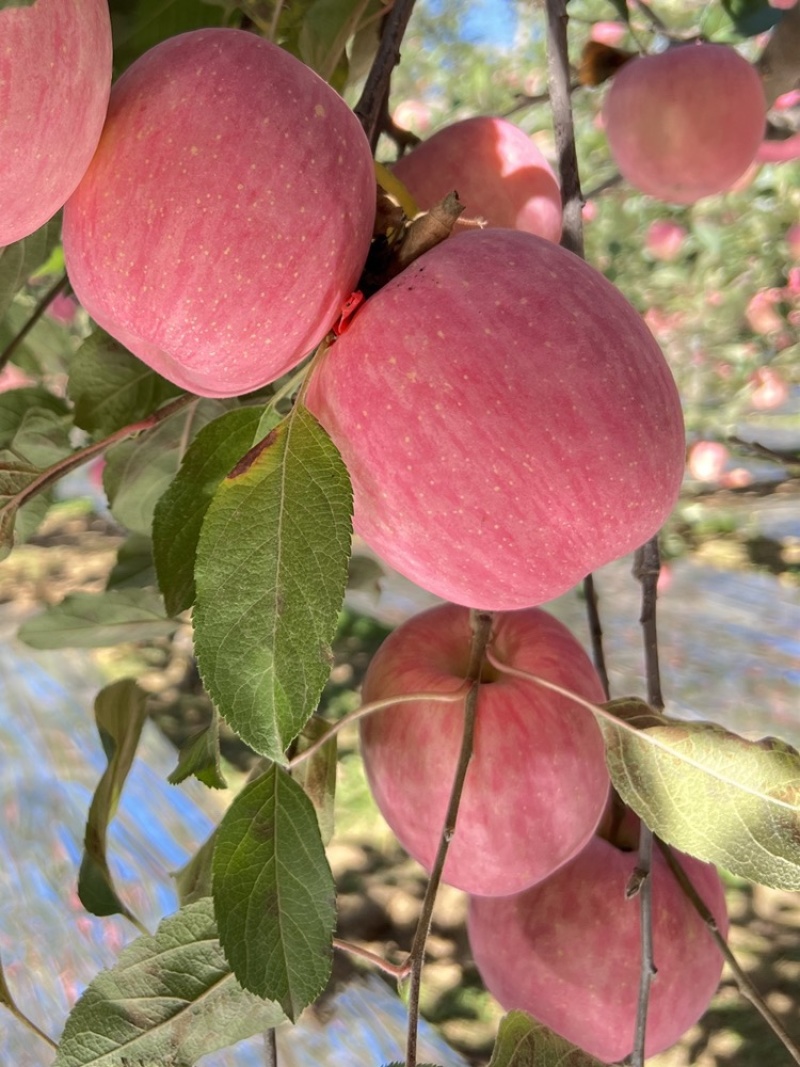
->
[[460, 0, 518, 47]]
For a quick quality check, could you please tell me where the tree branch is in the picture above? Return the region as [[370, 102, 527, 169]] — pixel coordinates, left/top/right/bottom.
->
[[0, 273, 69, 374], [545, 0, 584, 258], [355, 0, 420, 152]]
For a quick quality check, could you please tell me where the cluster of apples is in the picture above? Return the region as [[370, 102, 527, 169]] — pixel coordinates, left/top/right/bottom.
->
[[5, 5, 725, 1060], [360, 602, 729, 1063], [3, 6, 688, 612]]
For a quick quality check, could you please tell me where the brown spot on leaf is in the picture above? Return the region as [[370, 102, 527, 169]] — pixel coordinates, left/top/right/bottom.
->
[[227, 427, 281, 479]]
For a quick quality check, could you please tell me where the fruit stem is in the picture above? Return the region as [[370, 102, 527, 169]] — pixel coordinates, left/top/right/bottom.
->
[[659, 841, 800, 1067], [0, 272, 69, 374], [333, 937, 412, 980], [0, 958, 57, 1050], [403, 609, 495, 1067]]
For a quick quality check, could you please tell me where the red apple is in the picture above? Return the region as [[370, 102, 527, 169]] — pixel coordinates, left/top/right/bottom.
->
[[391, 117, 563, 242], [645, 220, 687, 261], [745, 288, 784, 335], [0, 0, 112, 247], [468, 831, 728, 1062], [687, 441, 729, 483], [305, 229, 685, 611], [62, 29, 375, 398], [359, 603, 610, 897], [603, 43, 766, 204]]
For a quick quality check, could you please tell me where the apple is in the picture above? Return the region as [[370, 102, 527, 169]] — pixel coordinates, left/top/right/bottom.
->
[[745, 288, 784, 335], [645, 220, 687, 261], [603, 43, 766, 204], [62, 28, 375, 398], [359, 602, 610, 897], [0, 0, 112, 248], [468, 827, 728, 1062], [305, 228, 686, 611], [391, 117, 563, 242], [590, 21, 627, 46], [687, 441, 729, 483]]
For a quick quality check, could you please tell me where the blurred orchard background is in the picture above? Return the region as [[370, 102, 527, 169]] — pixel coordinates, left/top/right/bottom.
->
[[0, 0, 799, 1064]]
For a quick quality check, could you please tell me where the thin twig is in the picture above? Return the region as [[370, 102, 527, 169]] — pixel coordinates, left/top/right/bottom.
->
[[583, 574, 609, 698], [0, 393, 195, 528], [634, 537, 664, 712], [0, 273, 69, 374], [545, 0, 584, 257], [405, 609, 495, 1067], [264, 1026, 278, 1067], [659, 841, 800, 1067], [3, 1002, 57, 1051], [333, 937, 412, 980], [354, 0, 419, 151], [286, 688, 468, 770]]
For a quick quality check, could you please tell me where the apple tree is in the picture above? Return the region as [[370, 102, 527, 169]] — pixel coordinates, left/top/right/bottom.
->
[[0, 0, 799, 1065]]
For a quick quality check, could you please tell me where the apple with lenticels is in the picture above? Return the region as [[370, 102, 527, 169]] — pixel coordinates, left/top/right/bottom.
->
[[305, 228, 685, 611], [359, 602, 610, 897], [468, 820, 728, 1062], [603, 42, 766, 204], [391, 116, 563, 242], [62, 28, 375, 398], [0, 0, 112, 247]]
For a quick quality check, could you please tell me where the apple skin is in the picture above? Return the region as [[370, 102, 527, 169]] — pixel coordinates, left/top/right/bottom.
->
[[468, 834, 729, 1062], [0, 0, 112, 247], [391, 116, 562, 242], [304, 228, 685, 611], [359, 603, 610, 897], [603, 43, 765, 204], [62, 29, 375, 398]]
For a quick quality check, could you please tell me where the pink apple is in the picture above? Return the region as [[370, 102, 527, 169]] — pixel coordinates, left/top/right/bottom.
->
[[745, 288, 784, 335], [305, 229, 685, 611], [603, 43, 766, 204], [750, 367, 789, 409], [391, 117, 563, 241], [468, 831, 728, 1062], [359, 603, 610, 896], [645, 219, 687, 261], [687, 441, 729, 483], [392, 99, 434, 134], [62, 29, 375, 398], [590, 21, 627, 46], [0, 0, 112, 247], [756, 132, 800, 163]]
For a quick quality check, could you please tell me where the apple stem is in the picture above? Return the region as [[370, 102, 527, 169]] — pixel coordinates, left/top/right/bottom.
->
[[286, 688, 468, 771], [354, 0, 420, 152], [659, 841, 800, 1066], [403, 609, 495, 1067], [0, 272, 69, 374]]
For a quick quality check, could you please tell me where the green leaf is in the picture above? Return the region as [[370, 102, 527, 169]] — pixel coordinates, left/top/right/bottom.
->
[[487, 1011, 607, 1066], [173, 831, 217, 907], [212, 764, 335, 1020], [0, 387, 69, 448], [168, 709, 227, 789], [0, 452, 40, 558], [10, 406, 72, 466], [153, 405, 268, 616], [78, 680, 149, 925], [106, 532, 156, 590], [108, 0, 237, 73], [700, 0, 782, 40], [53, 898, 285, 1067], [0, 1, 38, 8], [17, 588, 178, 649], [298, 0, 381, 85], [291, 715, 337, 845], [193, 407, 352, 762], [67, 330, 183, 437], [0, 216, 61, 321], [103, 398, 230, 537], [600, 699, 800, 890]]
